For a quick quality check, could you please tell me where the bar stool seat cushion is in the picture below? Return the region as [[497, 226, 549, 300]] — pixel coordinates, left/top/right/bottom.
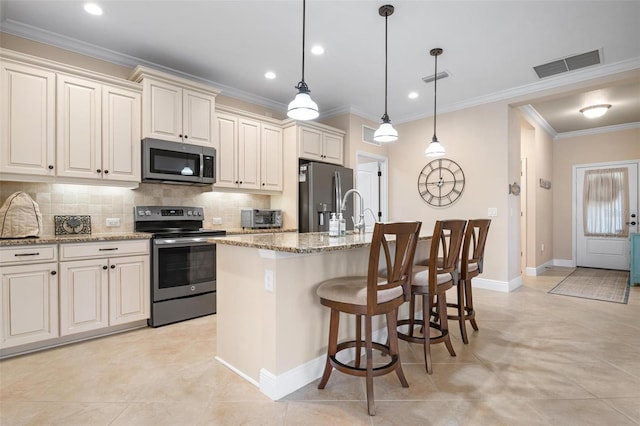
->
[[317, 276, 402, 305], [412, 265, 453, 286]]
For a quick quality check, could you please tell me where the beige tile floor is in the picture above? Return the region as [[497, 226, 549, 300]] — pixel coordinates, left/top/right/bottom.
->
[[1, 266, 639, 425]]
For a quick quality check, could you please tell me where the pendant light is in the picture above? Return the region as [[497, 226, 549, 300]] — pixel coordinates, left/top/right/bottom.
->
[[425, 48, 445, 157], [287, 0, 319, 121], [373, 4, 398, 143]]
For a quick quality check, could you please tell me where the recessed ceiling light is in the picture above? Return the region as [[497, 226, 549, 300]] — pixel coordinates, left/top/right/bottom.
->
[[311, 45, 324, 55], [408, 92, 419, 99], [84, 3, 103, 16], [264, 71, 276, 80], [579, 104, 611, 119]]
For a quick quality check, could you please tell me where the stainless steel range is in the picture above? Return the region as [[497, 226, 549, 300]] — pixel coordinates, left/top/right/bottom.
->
[[134, 206, 225, 327]]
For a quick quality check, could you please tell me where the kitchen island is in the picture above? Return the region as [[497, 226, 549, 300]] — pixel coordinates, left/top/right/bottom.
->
[[209, 231, 431, 400]]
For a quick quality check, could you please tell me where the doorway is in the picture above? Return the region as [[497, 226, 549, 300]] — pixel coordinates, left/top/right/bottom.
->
[[574, 160, 639, 270], [355, 152, 388, 232]]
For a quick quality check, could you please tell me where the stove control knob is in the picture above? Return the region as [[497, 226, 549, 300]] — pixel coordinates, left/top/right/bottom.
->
[[197, 211, 202, 216], [187, 211, 193, 216], [137, 210, 145, 216], [145, 210, 151, 216]]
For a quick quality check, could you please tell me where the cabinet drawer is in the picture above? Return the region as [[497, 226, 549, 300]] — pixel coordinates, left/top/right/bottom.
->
[[0, 245, 57, 266], [60, 240, 149, 260]]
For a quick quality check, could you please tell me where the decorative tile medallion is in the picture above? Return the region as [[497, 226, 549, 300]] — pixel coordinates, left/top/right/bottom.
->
[[54, 215, 92, 235]]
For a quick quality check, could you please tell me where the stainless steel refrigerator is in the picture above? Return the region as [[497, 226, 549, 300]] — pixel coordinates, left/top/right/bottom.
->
[[299, 161, 354, 233]]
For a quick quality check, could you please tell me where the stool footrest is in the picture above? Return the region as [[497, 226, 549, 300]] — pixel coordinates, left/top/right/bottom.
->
[[329, 340, 400, 378]]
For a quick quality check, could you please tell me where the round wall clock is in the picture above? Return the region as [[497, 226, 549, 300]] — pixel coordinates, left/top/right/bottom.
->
[[417, 158, 465, 207]]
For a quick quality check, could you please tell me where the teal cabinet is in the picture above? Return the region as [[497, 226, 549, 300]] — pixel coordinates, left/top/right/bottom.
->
[[631, 233, 640, 286]]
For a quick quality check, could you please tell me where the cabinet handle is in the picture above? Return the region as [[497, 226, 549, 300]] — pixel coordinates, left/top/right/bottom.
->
[[96, 169, 102, 173], [15, 252, 39, 257], [104, 170, 109, 174], [103, 265, 108, 270], [99, 248, 118, 251], [110, 264, 116, 269], [50, 270, 57, 275], [48, 165, 54, 170]]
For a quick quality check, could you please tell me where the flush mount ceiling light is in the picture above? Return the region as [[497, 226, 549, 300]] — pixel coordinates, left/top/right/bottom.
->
[[425, 48, 445, 157], [287, 0, 319, 121], [83, 3, 103, 15], [580, 104, 611, 119], [373, 4, 398, 143]]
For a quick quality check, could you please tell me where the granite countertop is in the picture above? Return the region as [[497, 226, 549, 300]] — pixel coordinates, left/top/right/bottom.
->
[[0, 232, 152, 247], [210, 231, 431, 254], [224, 228, 298, 235]]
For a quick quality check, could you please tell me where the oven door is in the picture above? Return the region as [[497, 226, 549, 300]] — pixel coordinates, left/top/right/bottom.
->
[[152, 237, 216, 302]]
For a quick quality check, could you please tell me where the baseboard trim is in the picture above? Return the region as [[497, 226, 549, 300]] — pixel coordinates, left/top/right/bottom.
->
[[473, 276, 522, 292], [214, 356, 260, 388], [257, 327, 388, 400]]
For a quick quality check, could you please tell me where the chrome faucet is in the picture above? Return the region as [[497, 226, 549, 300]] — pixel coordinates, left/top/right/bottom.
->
[[341, 189, 366, 235]]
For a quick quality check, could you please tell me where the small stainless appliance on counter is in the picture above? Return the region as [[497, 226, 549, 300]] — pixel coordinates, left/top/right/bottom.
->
[[134, 206, 225, 327], [241, 209, 282, 229]]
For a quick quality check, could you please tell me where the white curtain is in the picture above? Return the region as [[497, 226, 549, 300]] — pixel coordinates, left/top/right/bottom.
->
[[583, 167, 629, 237]]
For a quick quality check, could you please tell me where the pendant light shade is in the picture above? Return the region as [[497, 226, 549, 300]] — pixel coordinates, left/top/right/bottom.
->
[[287, 0, 319, 121], [374, 5, 398, 143], [425, 48, 445, 157]]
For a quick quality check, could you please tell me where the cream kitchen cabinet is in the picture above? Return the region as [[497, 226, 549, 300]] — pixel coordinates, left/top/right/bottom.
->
[[57, 74, 141, 182], [0, 245, 59, 349], [298, 124, 344, 165], [0, 49, 142, 184], [59, 240, 150, 336], [215, 108, 283, 192], [131, 65, 220, 147], [0, 60, 56, 177]]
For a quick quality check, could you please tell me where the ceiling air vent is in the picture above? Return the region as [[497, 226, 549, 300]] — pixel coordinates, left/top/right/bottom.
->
[[422, 71, 449, 84], [533, 49, 601, 78], [362, 125, 381, 146]]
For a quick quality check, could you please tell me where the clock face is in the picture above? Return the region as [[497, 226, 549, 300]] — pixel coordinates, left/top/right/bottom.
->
[[417, 158, 465, 207]]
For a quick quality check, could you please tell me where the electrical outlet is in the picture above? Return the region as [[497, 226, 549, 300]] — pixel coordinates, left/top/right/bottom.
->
[[106, 218, 120, 227], [487, 208, 498, 217], [264, 269, 274, 292], [212, 217, 222, 225], [541, 243, 545, 252]]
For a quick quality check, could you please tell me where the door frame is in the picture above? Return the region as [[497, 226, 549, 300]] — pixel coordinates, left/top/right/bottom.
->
[[572, 159, 640, 268], [355, 151, 389, 224]]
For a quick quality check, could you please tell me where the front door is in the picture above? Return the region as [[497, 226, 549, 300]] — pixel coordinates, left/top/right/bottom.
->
[[576, 161, 638, 270]]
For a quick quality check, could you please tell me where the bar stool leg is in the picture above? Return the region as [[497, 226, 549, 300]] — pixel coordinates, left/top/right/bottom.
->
[[457, 280, 469, 344], [365, 315, 375, 416], [355, 314, 362, 368], [465, 279, 479, 331], [422, 293, 433, 374], [318, 308, 339, 389]]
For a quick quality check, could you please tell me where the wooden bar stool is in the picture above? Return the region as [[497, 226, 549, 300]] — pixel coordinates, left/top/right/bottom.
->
[[397, 219, 466, 374], [447, 219, 491, 344], [316, 221, 422, 416]]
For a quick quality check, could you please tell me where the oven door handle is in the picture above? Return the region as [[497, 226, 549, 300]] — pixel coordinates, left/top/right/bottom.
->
[[154, 237, 216, 246]]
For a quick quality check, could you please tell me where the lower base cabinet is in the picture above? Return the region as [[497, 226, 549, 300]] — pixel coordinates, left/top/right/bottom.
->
[[59, 241, 150, 336]]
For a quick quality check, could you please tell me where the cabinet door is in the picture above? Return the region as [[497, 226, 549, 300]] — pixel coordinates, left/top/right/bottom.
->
[[109, 255, 149, 325], [143, 79, 182, 142], [0, 62, 55, 176], [102, 85, 141, 182], [57, 74, 102, 179], [183, 89, 215, 147], [59, 259, 109, 336], [214, 113, 238, 188], [322, 132, 344, 165], [238, 118, 261, 190], [0, 262, 58, 348], [298, 127, 323, 162], [260, 124, 283, 191]]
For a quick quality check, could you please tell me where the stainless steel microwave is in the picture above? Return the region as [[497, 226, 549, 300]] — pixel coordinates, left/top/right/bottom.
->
[[142, 138, 215, 185]]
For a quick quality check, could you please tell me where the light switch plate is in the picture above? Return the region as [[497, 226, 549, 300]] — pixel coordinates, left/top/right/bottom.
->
[[488, 208, 498, 217], [212, 217, 222, 225]]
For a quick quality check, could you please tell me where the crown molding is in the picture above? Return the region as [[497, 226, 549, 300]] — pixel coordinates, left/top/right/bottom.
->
[[554, 121, 640, 140], [518, 105, 558, 137]]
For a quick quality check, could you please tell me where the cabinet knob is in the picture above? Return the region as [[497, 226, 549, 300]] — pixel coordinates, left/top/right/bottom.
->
[[110, 264, 116, 269], [628, 221, 637, 226], [239, 181, 243, 184], [262, 183, 265, 186], [179, 134, 183, 138], [48, 165, 54, 170], [103, 265, 108, 270], [235, 181, 239, 184], [104, 170, 109, 174], [96, 169, 102, 173], [184, 135, 188, 139], [50, 270, 57, 276]]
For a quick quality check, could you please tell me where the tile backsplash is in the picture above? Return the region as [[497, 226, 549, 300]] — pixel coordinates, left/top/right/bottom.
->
[[0, 182, 270, 235]]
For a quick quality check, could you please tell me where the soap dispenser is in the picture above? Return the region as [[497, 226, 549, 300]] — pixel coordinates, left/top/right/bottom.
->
[[338, 212, 346, 236], [329, 213, 339, 237]]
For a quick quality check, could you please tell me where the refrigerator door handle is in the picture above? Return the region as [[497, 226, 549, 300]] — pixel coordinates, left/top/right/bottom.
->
[[335, 171, 342, 213]]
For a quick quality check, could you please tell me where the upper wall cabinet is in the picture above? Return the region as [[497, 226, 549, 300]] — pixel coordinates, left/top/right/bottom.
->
[[1, 60, 56, 176], [0, 49, 142, 185], [130, 66, 220, 148], [215, 106, 283, 192], [297, 123, 345, 165]]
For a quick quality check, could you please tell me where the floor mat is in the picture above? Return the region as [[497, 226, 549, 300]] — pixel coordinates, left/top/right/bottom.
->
[[548, 267, 630, 304]]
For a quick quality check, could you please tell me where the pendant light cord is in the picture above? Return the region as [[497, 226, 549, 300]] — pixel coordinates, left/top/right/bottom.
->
[[433, 51, 438, 140], [301, 0, 306, 84], [384, 12, 388, 118]]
